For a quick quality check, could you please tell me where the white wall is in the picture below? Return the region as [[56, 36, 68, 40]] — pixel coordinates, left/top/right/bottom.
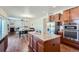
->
[[30, 15, 48, 33], [30, 18, 43, 33]]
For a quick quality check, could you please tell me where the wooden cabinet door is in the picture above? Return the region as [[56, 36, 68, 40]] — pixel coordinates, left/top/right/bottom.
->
[[60, 14, 64, 23], [49, 16, 51, 21], [63, 9, 70, 23], [70, 7, 79, 21], [49, 15, 54, 21], [54, 14, 61, 22], [44, 38, 60, 52]]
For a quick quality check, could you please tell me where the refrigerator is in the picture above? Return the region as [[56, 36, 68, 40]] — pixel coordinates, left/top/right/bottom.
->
[[47, 22, 55, 35], [47, 22, 60, 35]]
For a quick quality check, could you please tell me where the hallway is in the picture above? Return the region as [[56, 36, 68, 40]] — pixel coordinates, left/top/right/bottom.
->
[[6, 33, 29, 52]]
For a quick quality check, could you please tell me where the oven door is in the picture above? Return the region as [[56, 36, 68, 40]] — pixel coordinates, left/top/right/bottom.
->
[[64, 30, 77, 41]]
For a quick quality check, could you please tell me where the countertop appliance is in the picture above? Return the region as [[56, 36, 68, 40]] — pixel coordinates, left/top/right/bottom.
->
[[64, 23, 79, 41]]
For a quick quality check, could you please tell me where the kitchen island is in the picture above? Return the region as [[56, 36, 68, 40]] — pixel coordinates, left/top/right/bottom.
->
[[28, 32, 61, 52]]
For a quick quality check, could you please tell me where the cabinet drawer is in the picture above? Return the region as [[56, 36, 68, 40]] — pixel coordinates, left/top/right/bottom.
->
[[44, 38, 60, 52]]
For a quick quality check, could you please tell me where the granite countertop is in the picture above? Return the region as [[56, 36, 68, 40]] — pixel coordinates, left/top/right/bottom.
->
[[28, 32, 61, 41]]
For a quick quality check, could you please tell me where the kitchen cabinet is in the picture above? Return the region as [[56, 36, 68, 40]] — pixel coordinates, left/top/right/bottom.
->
[[49, 15, 54, 21], [49, 14, 61, 22], [49, 7, 79, 24], [63, 9, 70, 23], [70, 7, 79, 21], [49, 15, 51, 21], [44, 38, 60, 52], [63, 7, 79, 23], [28, 32, 60, 52], [60, 14, 64, 23], [53, 13, 61, 22]]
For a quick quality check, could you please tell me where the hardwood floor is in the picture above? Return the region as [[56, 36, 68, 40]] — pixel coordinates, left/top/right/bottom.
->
[[6, 33, 79, 52], [6, 33, 29, 52], [60, 44, 79, 52]]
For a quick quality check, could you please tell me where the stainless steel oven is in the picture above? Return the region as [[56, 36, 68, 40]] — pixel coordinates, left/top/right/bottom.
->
[[64, 24, 79, 41]]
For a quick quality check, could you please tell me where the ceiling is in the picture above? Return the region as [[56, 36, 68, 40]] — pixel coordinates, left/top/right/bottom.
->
[[0, 6, 74, 19]]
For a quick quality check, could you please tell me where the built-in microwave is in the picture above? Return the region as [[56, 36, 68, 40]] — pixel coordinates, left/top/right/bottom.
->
[[64, 24, 79, 41]]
